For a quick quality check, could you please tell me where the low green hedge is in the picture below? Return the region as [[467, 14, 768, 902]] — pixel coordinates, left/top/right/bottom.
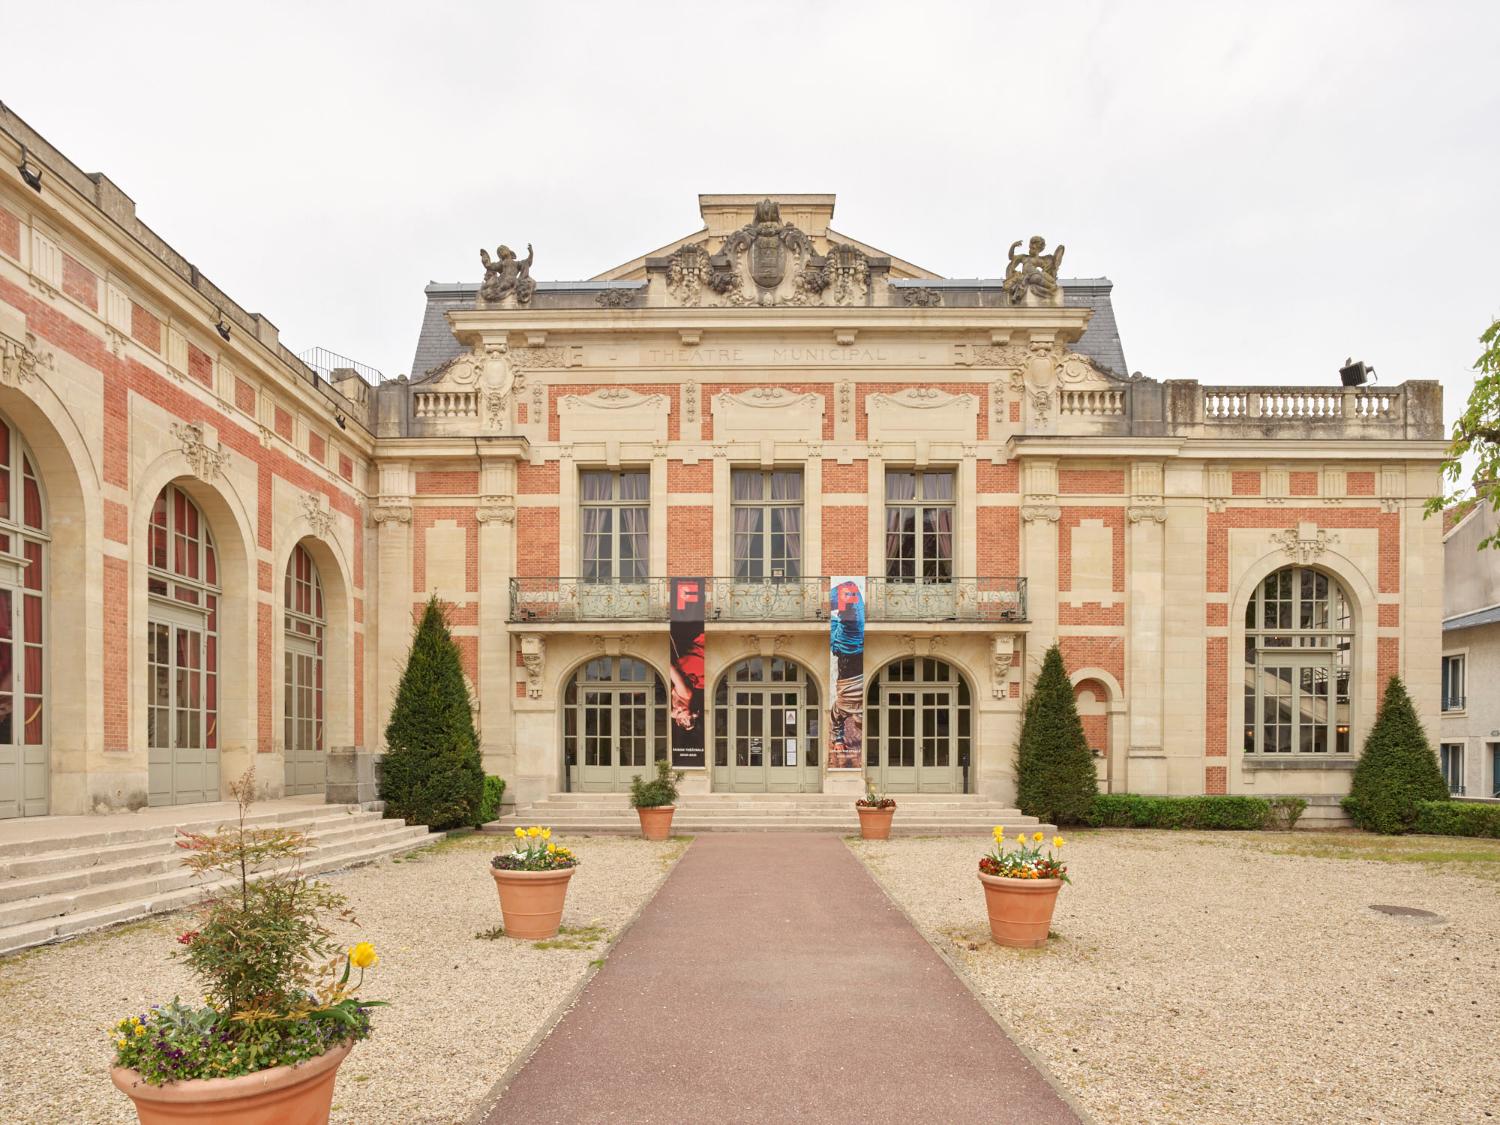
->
[[474, 775, 507, 826], [1412, 800, 1500, 838], [1086, 793, 1303, 830]]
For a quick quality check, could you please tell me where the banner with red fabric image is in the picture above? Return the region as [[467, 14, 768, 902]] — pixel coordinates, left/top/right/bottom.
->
[[669, 577, 706, 768]]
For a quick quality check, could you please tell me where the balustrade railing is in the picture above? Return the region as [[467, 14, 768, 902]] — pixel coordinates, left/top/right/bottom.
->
[[508, 576, 1029, 624], [1200, 385, 1402, 424], [413, 389, 478, 420]]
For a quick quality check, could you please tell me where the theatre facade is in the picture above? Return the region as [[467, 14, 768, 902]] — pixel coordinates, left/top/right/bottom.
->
[[0, 108, 1447, 819]]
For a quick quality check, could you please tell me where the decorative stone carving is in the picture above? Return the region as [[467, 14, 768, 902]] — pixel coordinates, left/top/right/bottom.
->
[[299, 493, 335, 538], [1003, 235, 1065, 307], [991, 636, 1016, 698], [558, 387, 670, 444], [0, 330, 54, 388], [959, 343, 1030, 368], [837, 381, 853, 425], [1127, 505, 1167, 524], [865, 387, 978, 444], [171, 422, 229, 482], [371, 504, 413, 526], [1273, 524, 1339, 565], [595, 288, 638, 308], [519, 634, 546, 699], [683, 382, 699, 426], [510, 347, 569, 370], [476, 495, 516, 524], [712, 387, 824, 444], [484, 390, 508, 429], [899, 286, 942, 308], [1021, 503, 1061, 523], [478, 243, 535, 307]]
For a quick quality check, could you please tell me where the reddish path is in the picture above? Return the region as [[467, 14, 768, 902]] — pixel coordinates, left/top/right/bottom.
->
[[484, 833, 1081, 1124]]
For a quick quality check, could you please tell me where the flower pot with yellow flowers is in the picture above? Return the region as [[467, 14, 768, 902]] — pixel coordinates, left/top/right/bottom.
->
[[109, 770, 383, 1125], [490, 826, 578, 939], [977, 829, 1070, 948]]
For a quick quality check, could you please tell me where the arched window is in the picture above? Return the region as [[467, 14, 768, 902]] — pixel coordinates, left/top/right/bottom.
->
[[563, 657, 667, 792], [711, 657, 820, 792], [283, 544, 325, 796], [146, 484, 220, 805], [0, 416, 47, 818], [1243, 566, 1353, 756], [867, 657, 971, 793]]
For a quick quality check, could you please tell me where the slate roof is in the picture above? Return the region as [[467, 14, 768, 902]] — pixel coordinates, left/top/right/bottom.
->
[[407, 278, 1130, 381], [1444, 604, 1500, 632]]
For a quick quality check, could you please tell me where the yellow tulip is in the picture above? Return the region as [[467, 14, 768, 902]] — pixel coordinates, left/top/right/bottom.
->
[[349, 941, 379, 970], [1032, 831, 1044, 842], [527, 826, 541, 838], [514, 827, 526, 839], [546, 842, 557, 853], [1053, 836, 1065, 848], [541, 828, 552, 840], [1016, 833, 1027, 845]]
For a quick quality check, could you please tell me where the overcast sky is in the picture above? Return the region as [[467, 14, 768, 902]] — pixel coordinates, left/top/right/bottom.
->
[[4, 1, 1497, 436]]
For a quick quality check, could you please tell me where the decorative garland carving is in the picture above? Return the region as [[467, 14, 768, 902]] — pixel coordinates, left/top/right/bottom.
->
[[1272, 526, 1339, 565], [0, 331, 54, 388], [299, 493, 335, 538], [899, 286, 943, 307], [171, 422, 229, 482], [595, 288, 639, 308]]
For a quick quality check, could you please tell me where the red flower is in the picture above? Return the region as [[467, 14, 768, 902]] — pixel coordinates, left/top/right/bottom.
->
[[176, 930, 199, 945]]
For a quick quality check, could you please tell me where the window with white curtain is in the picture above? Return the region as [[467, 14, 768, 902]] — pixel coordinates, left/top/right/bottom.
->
[[731, 469, 802, 581], [580, 470, 649, 583], [884, 470, 954, 582]]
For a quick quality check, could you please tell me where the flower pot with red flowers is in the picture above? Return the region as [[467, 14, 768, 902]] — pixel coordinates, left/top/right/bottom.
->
[[977, 829, 1070, 948], [110, 769, 383, 1125], [629, 759, 685, 841], [855, 782, 897, 840], [491, 827, 578, 939]]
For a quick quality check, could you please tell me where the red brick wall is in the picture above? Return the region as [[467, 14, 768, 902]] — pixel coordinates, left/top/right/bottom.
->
[[339, 454, 353, 482], [668, 460, 712, 491], [1347, 471, 1375, 496], [414, 470, 477, 495], [234, 377, 256, 413], [976, 461, 1019, 492], [187, 343, 212, 388], [308, 432, 326, 464], [412, 508, 478, 594], [1206, 602, 1228, 627], [1206, 508, 1400, 594], [130, 303, 161, 351], [0, 207, 18, 259], [1378, 603, 1399, 627], [976, 506, 1020, 574], [1290, 471, 1318, 496], [257, 602, 273, 752], [1205, 765, 1227, 794], [1205, 636, 1227, 758], [668, 507, 712, 574], [822, 460, 867, 492], [516, 508, 559, 576], [1231, 471, 1261, 496], [1058, 469, 1124, 494], [62, 255, 98, 311], [273, 406, 293, 442], [1058, 507, 1125, 593], [822, 506, 866, 573], [1074, 679, 1109, 756], [518, 461, 560, 494], [1057, 636, 1124, 690], [1378, 636, 1399, 696], [103, 557, 128, 752]]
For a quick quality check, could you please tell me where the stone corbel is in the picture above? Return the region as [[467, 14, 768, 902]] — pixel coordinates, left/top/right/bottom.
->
[[370, 503, 413, 526], [519, 635, 546, 699], [1021, 500, 1061, 523], [476, 495, 517, 524], [991, 636, 1016, 698], [171, 422, 229, 482], [1127, 505, 1167, 524]]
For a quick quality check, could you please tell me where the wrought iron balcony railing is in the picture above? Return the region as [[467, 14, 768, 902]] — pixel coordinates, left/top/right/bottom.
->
[[508, 576, 1028, 624]]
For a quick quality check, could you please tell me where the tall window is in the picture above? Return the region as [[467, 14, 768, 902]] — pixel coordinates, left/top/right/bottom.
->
[[731, 470, 802, 582], [1243, 567, 1352, 756], [1441, 655, 1466, 712], [1491, 743, 1500, 799], [885, 470, 954, 582], [147, 485, 220, 802], [0, 416, 47, 818], [1440, 743, 1464, 796], [866, 658, 971, 793], [283, 544, 325, 795], [581, 470, 649, 583], [563, 657, 667, 790]]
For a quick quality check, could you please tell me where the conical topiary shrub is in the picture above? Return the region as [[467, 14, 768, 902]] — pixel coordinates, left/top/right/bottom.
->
[[1015, 645, 1098, 825], [1342, 675, 1449, 834], [378, 596, 484, 830]]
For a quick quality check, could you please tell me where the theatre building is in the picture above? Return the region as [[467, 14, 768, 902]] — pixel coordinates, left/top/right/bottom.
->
[[0, 106, 1446, 821]]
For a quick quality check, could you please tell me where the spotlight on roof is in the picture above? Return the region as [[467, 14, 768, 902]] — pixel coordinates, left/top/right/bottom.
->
[[215, 309, 232, 342], [17, 146, 41, 193], [1339, 358, 1376, 387]]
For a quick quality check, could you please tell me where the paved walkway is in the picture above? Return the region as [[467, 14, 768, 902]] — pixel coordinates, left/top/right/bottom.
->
[[485, 834, 1080, 1124]]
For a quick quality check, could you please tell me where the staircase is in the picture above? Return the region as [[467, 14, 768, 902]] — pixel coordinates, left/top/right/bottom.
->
[[485, 793, 1054, 837], [0, 803, 431, 957]]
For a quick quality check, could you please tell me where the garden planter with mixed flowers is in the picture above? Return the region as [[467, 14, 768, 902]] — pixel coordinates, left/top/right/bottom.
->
[[977, 828, 1069, 948], [855, 783, 897, 840], [491, 826, 577, 939], [629, 759, 684, 841], [109, 770, 382, 1125]]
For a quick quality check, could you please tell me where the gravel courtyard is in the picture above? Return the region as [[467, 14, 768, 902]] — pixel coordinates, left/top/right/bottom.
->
[[851, 830, 1500, 1125], [0, 832, 687, 1125]]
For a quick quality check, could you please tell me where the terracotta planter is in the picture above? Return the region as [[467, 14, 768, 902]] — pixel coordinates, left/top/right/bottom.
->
[[111, 1041, 351, 1125], [490, 866, 575, 939], [977, 872, 1063, 948], [856, 805, 896, 840], [635, 805, 676, 841]]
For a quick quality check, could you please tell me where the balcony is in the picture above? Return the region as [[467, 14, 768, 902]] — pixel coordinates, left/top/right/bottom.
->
[[508, 576, 1028, 625]]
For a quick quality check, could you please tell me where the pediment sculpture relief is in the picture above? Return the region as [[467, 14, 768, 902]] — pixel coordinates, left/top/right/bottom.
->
[[662, 199, 872, 308], [412, 344, 513, 427]]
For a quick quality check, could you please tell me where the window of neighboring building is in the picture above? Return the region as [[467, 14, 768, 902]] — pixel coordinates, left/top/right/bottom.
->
[[1243, 566, 1353, 755], [1440, 743, 1465, 796], [1490, 743, 1500, 800], [1441, 654, 1466, 712], [884, 470, 954, 582], [580, 470, 649, 583], [731, 469, 802, 582]]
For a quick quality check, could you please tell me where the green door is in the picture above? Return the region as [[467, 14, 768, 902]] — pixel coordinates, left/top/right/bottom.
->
[[712, 658, 819, 793], [867, 658, 968, 794], [0, 584, 46, 818], [147, 607, 220, 806], [283, 636, 325, 796], [565, 657, 666, 793]]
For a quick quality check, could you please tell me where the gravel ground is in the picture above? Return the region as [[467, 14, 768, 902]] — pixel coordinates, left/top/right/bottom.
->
[[850, 830, 1500, 1125], [0, 831, 687, 1125]]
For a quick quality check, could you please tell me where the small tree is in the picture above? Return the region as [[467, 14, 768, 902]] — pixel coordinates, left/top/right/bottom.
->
[[378, 596, 483, 830], [1425, 316, 1500, 545], [1015, 645, 1098, 825], [1342, 676, 1449, 835]]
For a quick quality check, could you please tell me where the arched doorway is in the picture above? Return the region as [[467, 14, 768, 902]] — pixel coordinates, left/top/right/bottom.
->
[[866, 657, 971, 793], [1073, 678, 1110, 789], [146, 483, 221, 806], [0, 416, 47, 818], [562, 656, 668, 792], [283, 543, 326, 795], [711, 656, 820, 793]]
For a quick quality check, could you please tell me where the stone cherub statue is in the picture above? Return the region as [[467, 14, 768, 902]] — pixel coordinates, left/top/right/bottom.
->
[[479, 243, 536, 306], [1003, 235, 1064, 306]]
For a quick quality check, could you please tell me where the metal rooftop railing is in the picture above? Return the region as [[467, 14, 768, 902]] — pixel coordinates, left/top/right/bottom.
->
[[296, 347, 384, 385]]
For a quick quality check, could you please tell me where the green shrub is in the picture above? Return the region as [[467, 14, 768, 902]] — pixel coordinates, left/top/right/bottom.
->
[[629, 759, 683, 808], [1412, 800, 1500, 838], [474, 776, 507, 827], [378, 596, 484, 831], [1267, 796, 1308, 831], [1015, 645, 1099, 825], [1342, 676, 1448, 835], [1087, 793, 1272, 830]]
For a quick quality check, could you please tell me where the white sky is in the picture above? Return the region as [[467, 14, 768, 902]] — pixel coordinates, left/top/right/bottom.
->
[[4, 0, 1497, 438]]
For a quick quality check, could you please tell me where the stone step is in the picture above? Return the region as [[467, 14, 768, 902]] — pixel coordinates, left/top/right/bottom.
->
[[507, 807, 1030, 820], [0, 811, 394, 905], [0, 828, 432, 958], [483, 818, 1051, 836]]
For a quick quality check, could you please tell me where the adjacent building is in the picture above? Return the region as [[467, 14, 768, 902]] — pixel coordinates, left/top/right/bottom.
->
[[1440, 503, 1500, 799], [0, 105, 1447, 821]]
